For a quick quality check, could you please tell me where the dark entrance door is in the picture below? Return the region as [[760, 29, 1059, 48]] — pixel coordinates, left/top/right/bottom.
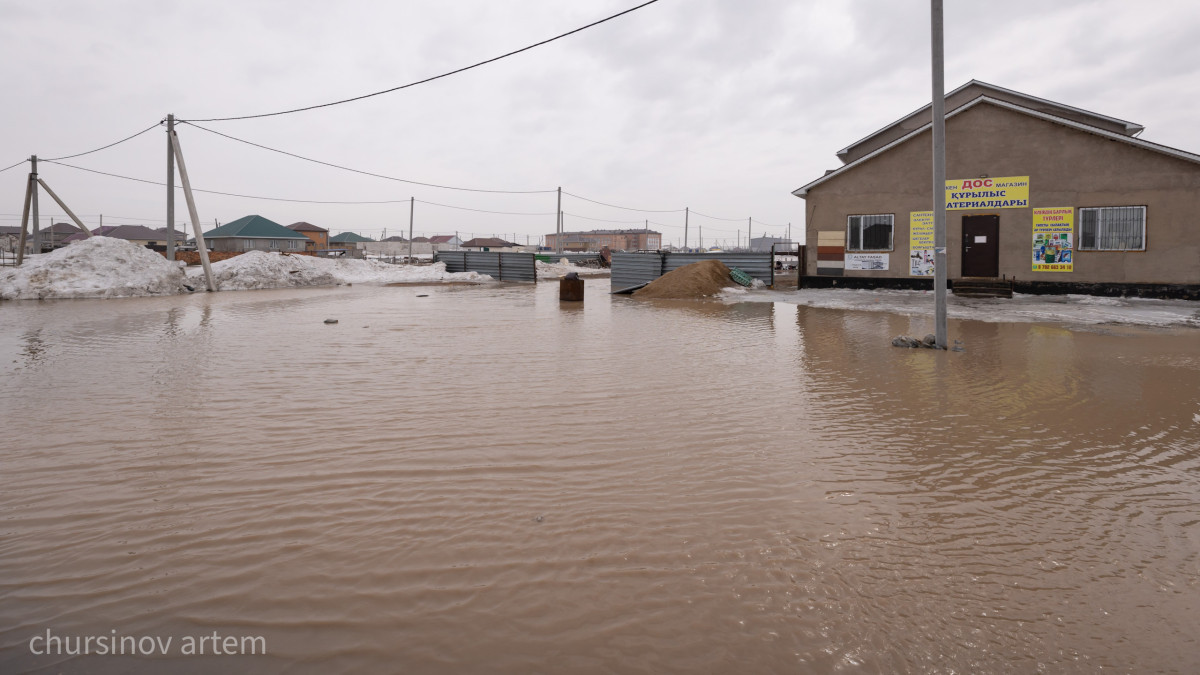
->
[[961, 215, 999, 277]]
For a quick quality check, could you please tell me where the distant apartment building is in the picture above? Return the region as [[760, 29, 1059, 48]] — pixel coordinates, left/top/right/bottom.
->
[[544, 229, 661, 252]]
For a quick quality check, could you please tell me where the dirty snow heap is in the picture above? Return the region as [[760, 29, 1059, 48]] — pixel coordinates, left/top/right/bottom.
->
[[188, 251, 491, 291], [0, 237, 189, 300]]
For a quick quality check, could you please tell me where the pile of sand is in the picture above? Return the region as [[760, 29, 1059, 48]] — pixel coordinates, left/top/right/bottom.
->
[[633, 259, 736, 299]]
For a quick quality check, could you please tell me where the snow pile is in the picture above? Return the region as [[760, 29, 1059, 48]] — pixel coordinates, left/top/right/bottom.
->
[[536, 259, 610, 280], [735, 288, 1200, 328], [188, 251, 491, 291], [0, 237, 188, 300], [192, 251, 340, 290], [321, 257, 490, 285]]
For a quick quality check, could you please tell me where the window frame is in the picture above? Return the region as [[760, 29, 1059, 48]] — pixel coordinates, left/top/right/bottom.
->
[[1077, 205, 1147, 252], [846, 213, 895, 252]]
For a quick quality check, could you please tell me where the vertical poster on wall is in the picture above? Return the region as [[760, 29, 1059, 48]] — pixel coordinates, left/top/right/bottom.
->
[[1032, 207, 1074, 272], [909, 211, 934, 276]]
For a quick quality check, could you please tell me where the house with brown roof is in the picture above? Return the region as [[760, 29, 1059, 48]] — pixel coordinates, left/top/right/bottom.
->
[[428, 235, 462, 251], [461, 237, 518, 251], [792, 80, 1200, 297], [63, 225, 165, 247], [287, 222, 329, 250]]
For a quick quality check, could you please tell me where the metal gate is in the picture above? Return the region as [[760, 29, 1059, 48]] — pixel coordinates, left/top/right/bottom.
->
[[610, 251, 775, 292], [435, 251, 537, 282]]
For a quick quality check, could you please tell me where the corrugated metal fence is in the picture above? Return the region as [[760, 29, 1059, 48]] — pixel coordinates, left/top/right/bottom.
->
[[536, 252, 601, 266], [611, 252, 774, 291], [435, 251, 537, 282]]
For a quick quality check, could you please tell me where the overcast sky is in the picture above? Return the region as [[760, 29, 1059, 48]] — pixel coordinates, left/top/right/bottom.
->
[[2, 0, 1198, 247]]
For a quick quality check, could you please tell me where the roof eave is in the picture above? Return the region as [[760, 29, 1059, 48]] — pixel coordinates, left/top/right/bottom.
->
[[794, 96, 1200, 198]]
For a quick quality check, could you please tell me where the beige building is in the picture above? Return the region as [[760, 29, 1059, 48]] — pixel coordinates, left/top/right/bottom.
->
[[545, 229, 661, 252], [793, 81, 1200, 296]]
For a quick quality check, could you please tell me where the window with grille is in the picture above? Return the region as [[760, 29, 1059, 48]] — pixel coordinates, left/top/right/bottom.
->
[[847, 214, 894, 251], [1078, 206, 1145, 251]]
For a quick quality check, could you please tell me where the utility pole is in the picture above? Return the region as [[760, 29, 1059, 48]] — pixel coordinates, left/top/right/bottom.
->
[[748, 217, 752, 251], [168, 120, 216, 291], [408, 197, 414, 262], [684, 207, 689, 251], [166, 114, 176, 261], [16, 170, 32, 264], [555, 186, 562, 254], [30, 156, 40, 253], [931, 0, 949, 348]]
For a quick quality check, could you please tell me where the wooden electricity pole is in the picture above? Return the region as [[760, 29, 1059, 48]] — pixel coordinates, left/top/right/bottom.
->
[[168, 121, 216, 291], [16, 172, 32, 265], [684, 207, 689, 251], [166, 114, 176, 261], [30, 156, 40, 253]]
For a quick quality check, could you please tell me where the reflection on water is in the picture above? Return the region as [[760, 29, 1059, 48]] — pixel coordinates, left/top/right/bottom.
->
[[1, 282, 1198, 673]]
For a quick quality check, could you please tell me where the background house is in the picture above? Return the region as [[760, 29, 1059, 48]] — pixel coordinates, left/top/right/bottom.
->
[[63, 225, 165, 247], [202, 215, 310, 252], [39, 223, 86, 250], [329, 232, 375, 249], [460, 237, 519, 252], [428, 235, 462, 251], [287, 222, 330, 250]]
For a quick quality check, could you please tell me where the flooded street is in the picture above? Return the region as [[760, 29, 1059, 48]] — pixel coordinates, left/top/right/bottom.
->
[[2, 280, 1199, 673]]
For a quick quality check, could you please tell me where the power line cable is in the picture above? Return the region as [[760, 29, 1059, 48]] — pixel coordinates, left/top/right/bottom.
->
[[45, 160, 416, 204], [0, 159, 26, 174], [561, 190, 685, 213], [689, 209, 745, 222], [562, 212, 645, 225], [416, 199, 555, 216], [183, 0, 661, 123], [44, 121, 163, 161], [181, 121, 554, 194]]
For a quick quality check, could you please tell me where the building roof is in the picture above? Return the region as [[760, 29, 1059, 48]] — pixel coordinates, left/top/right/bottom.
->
[[329, 232, 375, 243], [835, 80, 1145, 165], [0, 226, 22, 236], [45, 222, 85, 234], [287, 221, 329, 233], [154, 226, 189, 238], [555, 229, 661, 236], [204, 215, 308, 239], [793, 93, 1200, 198], [381, 236, 408, 242], [462, 237, 515, 248], [63, 224, 164, 243], [411, 236, 430, 243], [429, 235, 457, 243]]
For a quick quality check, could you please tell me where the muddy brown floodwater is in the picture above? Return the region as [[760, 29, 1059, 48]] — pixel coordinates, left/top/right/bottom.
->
[[2, 279, 1198, 673]]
